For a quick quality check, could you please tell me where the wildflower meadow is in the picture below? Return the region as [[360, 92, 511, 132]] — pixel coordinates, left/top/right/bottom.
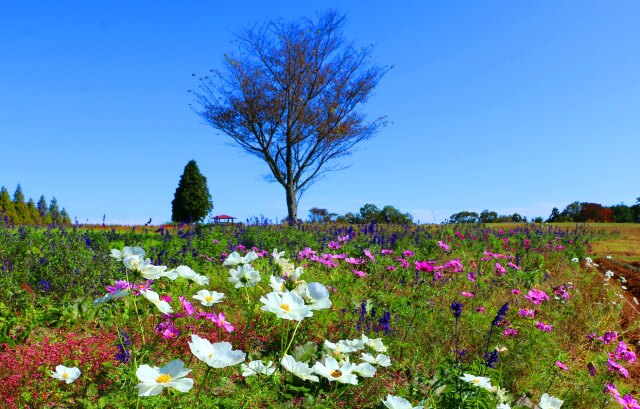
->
[[0, 222, 638, 408]]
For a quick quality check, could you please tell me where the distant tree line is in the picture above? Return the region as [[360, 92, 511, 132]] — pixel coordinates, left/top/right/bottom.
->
[[446, 198, 640, 224], [309, 203, 414, 225], [0, 184, 71, 225]]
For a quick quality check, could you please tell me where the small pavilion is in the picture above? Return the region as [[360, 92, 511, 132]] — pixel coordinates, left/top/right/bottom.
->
[[212, 214, 237, 224]]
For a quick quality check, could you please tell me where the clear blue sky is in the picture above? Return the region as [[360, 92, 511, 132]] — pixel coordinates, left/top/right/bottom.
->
[[1, 1, 639, 224]]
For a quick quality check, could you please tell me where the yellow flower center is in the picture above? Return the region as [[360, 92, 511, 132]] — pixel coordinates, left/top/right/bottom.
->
[[156, 374, 172, 384], [205, 296, 213, 302], [62, 373, 69, 379], [472, 379, 481, 384], [280, 303, 290, 312], [331, 370, 342, 378]]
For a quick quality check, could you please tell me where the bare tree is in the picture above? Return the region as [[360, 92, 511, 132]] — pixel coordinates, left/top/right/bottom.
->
[[192, 10, 389, 221]]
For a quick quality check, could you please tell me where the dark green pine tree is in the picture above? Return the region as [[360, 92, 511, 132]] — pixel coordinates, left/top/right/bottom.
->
[[37, 195, 48, 217], [0, 187, 10, 210], [13, 184, 25, 203], [171, 160, 213, 223], [49, 197, 60, 223]]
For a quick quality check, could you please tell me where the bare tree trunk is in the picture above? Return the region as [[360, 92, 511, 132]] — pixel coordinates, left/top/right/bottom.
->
[[285, 184, 298, 223]]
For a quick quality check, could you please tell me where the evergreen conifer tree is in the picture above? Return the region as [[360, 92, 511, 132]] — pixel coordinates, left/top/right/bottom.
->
[[171, 160, 213, 223], [0, 187, 10, 210], [37, 195, 48, 217], [49, 197, 60, 223], [13, 184, 25, 203]]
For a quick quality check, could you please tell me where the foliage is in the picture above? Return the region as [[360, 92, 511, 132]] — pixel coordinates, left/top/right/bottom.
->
[[0, 185, 71, 226], [336, 203, 414, 225], [171, 160, 213, 223], [0, 222, 636, 408], [192, 10, 389, 220]]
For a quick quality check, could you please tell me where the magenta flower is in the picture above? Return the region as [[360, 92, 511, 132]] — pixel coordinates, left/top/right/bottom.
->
[[160, 294, 172, 303], [345, 257, 364, 265], [211, 312, 234, 333], [503, 328, 518, 337], [179, 296, 195, 316], [106, 280, 129, 295], [328, 241, 341, 250], [415, 261, 433, 272], [524, 288, 550, 305], [437, 241, 450, 252], [555, 361, 569, 371], [615, 394, 640, 409], [467, 272, 477, 282], [363, 249, 375, 263], [130, 280, 153, 295], [554, 286, 570, 300], [518, 308, 535, 318], [511, 289, 521, 295], [387, 266, 397, 271], [605, 383, 621, 397], [461, 291, 474, 298], [535, 321, 553, 332], [337, 235, 350, 242], [212, 239, 220, 244], [444, 259, 463, 273], [381, 249, 394, 255], [352, 270, 367, 277], [495, 263, 507, 276], [433, 271, 444, 281], [599, 331, 619, 345], [476, 306, 485, 313], [155, 321, 180, 340], [608, 358, 630, 378], [612, 341, 637, 363], [402, 250, 414, 258], [397, 258, 409, 268]]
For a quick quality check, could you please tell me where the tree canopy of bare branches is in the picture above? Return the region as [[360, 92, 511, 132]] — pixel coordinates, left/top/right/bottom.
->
[[192, 10, 389, 221]]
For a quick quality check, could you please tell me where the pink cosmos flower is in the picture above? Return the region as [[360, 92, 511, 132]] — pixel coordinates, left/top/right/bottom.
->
[[535, 321, 553, 332], [106, 280, 129, 295], [555, 361, 569, 371], [130, 280, 153, 295], [387, 266, 397, 271], [211, 312, 234, 333], [444, 259, 463, 273], [345, 257, 364, 265], [467, 272, 477, 282], [461, 291, 474, 298], [525, 288, 550, 305], [476, 306, 485, 313], [554, 286, 570, 300], [518, 308, 535, 318], [437, 241, 450, 252], [179, 295, 195, 316], [338, 235, 350, 242], [381, 249, 394, 255], [433, 271, 444, 281], [503, 328, 518, 337], [511, 289, 522, 295], [155, 321, 180, 340], [160, 294, 172, 303], [495, 263, 507, 276], [363, 249, 375, 263], [415, 261, 433, 272], [615, 394, 640, 409], [403, 250, 414, 258], [605, 383, 621, 398], [507, 262, 521, 270], [328, 241, 341, 250], [608, 358, 630, 378], [352, 270, 367, 277], [397, 258, 409, 268], [612, 341, 637, 363], [599, 331, 619, 345]]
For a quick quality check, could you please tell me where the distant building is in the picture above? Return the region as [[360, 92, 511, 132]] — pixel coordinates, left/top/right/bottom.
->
[[212, 214, 236, 224]]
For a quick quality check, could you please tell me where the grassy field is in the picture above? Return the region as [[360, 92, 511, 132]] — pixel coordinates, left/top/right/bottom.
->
[[0, 222, 638, 408]]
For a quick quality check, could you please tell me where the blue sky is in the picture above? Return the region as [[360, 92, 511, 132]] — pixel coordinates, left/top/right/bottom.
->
[[1, 1, 639, 224]]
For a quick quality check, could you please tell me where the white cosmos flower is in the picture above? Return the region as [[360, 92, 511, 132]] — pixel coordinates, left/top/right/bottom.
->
[[297, 282, 332, 310], [361, 334, 388, 353], [50, 365, 81, 384], [241, 360, 276, 377], [539, 393, 563, 409], [281, 355, 319, 382], [228, 264, 261, 288], [312, 356, 358, 384], [571, 257, 579, 263], [188, 334, 245, 368], [460, 373, 493, 391], [139, 264, 168, 280], [223, 251, 259, 266], [360, 353, 391, 367], [123, 255, 150, 272], [272, 249, 296, 273], [140, 290, 173, 314], [260, 291, 312, 321], [172, 266, 209, 286], [192, 290, 225, 306], [338, 338, 366, 352], [382, 394, 424, 409], [269, 275, 286, 294], [135, 359, 193, 396], [497, 403, 511, 409], [352, 362, 376, 377], [110, 246, 145, 261], [323, 340, 355, 361]]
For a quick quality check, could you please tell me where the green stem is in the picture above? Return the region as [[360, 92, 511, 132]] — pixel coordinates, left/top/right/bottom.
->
[[124, 268, 146, 345], [195, 366, 212, 402], [282, 320, 302, 358]]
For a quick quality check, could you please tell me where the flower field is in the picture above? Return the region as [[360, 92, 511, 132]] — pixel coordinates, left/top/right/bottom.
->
[[0, 222, 638, 408]]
